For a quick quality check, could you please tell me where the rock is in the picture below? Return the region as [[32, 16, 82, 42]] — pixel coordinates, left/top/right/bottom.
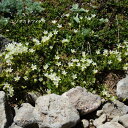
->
[[119, 114, 128, 128], [34, 94, 80, 128], [102, 100, 128, 119], [14, 103, 37, 128], [116, 76, 128, 99], [97, 122, 125, 128], [0, 91, 13, 128], [62, 86, 101, 115], [81, 119, 89, 128], [93, 114, 107, 127]]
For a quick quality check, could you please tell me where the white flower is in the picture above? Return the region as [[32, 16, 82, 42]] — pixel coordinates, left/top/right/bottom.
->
[[91, 14, 96, 18], [33, 38, 40, 45], [71, 59, 79, 62], [55, 55, 60, 60], [53, 30, 58, 35], [68, 62, 73, 67], [103, 49, 108, 55], [29, 49, 35, 53], [49, 46, 53, 49], [71, 82, 75, 86], [86, 59, 93, 64], [117, 56, 122, 62], [71, 49, 76, 53], [72, 74, 77, 79], [43, 64, 49, 70], [74, 29, 78, 33], [65, 13, 70, 17], [40, 18, 45, 23], [80, 58, 86, 63], [93, 69, 98, 74], [14, 76, 20, 81], [57, 24, 62, 28], [39, 77, 43, 82], [47, 89, 51, 94], [108, 60, 112, 64], [87, 17, 92, 20], [62, 39, 69, 43], [82, 52, 86, 57], [52, 20, 57, 24], [5, 68, 13, 73], [76, 63, 81, 67], [31, 64, 37, 70], [48, 32, 53, 38], [85, 9, 89, 13], [62, 70, 67, 75], [41, 36, 50, 43], [43, 30, 48, 34], [92, 62, 97, 66], [68, 23, 71, 26], [23, 76, 28, 80], [96, 50, 100, 54], [56, 62, 61, 66]]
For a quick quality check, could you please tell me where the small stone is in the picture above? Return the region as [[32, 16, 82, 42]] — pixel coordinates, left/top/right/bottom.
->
[[119, 114, 128, 128], [93, 114, 107, 127], [62, 86, 101, 115], [97, 122, 125, 128], [81, 119, 89, 128]]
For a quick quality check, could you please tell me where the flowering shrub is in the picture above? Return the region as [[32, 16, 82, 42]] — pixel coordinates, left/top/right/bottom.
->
[[0, 2, 128, 98]]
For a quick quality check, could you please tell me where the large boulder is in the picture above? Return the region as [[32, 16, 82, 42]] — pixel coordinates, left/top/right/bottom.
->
[[116, 76, 128, 99], [34, 94, 80, 128], [0, 91, 13, 128], [14, 103, 38, 128], [97, 122, 124, 128], [62, 86, 101, 115]]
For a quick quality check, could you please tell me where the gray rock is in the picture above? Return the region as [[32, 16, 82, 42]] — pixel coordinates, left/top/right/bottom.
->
[[119, 114, 128, 128], [34, 94, 80, 128], [93, 114, 107, 127], [0, 91, 13, 128], [102, 100, 128, 119], [81, 119, 89, 128], [62, 86, 101, 115], [116, 76, 128, 99], [97, 122, 125, 128], [14, 103, 37, 127]]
